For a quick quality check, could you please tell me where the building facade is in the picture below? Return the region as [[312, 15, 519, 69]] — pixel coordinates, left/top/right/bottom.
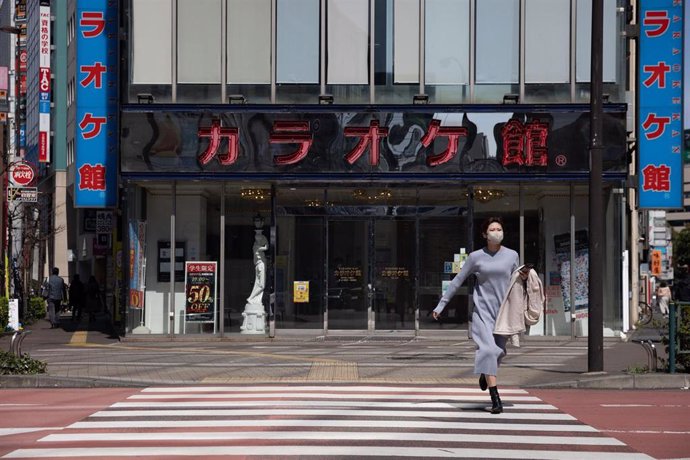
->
[[107, 0, 634, 339]]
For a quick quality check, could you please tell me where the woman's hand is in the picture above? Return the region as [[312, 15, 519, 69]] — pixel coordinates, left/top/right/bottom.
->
[[432, 311, 440, 320]]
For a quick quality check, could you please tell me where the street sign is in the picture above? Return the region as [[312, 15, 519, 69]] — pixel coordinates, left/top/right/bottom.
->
[[7, 186, 37, 202], [9, 161, 34, 186], [651, 250, 662, 276]]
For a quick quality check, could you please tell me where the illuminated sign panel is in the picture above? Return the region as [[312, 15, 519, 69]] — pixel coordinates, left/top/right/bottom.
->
[[75, 0, 118, 207], [638, 0, 684, 209]]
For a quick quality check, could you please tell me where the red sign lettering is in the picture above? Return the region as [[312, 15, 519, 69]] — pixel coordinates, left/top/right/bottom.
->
[[80, 12, 105, 38], [80, 62, 107, 89], [642, 164, 671, 192], [78, 163, 107, 191], [641, 113, 671, 140], [642, 62, 671, 88], [643, 11, 670, 37], [420, 119, 468, 166], [79, 113, 107, 139], [197, 120, 240, 166], [270, 122, 313, 165], [344, 120, 389, 166]]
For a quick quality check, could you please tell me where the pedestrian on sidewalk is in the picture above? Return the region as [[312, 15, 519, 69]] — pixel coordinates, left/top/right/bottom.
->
[[432, 216, 519, 414], [85, 276, 102, 323], [656, 281, 672, 318], [69, 274, 85, 322], [45, 267, 67, 328]]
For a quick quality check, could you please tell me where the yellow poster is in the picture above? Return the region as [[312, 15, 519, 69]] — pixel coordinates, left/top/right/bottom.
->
[[293, 281, 309, 303]]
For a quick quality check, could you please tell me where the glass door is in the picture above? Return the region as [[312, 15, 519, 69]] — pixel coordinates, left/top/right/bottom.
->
[[328, 220, 370, 329], [374, 219, 416, 330], [327, 218, 417, 331]]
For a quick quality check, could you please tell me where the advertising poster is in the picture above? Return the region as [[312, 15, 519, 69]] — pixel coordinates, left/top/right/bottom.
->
[[293, 281, 309, 303], [185, 262, 217, 323], [554, 231, 589, 312]]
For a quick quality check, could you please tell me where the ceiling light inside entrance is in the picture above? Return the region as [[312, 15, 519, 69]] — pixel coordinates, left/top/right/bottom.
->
[[240, 188, 270, 201], [469, 188, 505, 203], [352, 189, 392, 201]]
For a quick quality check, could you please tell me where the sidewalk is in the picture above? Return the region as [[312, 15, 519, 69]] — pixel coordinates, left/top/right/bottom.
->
[[1, 310, 689, 390]]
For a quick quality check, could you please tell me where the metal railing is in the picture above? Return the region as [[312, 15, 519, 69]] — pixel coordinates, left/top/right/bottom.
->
[[669, 301, 690, 374]]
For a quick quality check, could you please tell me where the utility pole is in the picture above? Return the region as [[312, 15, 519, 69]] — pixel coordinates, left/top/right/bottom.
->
[[588, 0, 604, 372]]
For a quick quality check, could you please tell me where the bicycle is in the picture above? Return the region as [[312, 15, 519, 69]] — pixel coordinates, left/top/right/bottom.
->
[[637, 301, 653, 326]]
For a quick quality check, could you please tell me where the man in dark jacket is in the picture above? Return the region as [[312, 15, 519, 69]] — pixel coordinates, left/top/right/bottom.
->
[[46, 267, 67, 328], [69, 274, 85, 322]]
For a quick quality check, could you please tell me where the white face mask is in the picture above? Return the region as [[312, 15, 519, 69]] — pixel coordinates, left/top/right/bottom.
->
[[487, 230, 504, 245]]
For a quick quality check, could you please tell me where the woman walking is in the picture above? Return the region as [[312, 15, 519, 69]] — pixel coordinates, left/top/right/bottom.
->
[[657, 281, 672, 318], [432, 217, 520, 414]]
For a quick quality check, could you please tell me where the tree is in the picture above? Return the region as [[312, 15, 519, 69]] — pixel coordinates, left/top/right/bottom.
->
[[672, 227, 690, 268]]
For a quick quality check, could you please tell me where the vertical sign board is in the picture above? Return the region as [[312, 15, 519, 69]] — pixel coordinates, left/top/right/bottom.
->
[[184, 262, 217, 326], [75, 0, 118, 207], [638, 0, 684, 209], [128, 221, 146, 310], [38, 2, 50, 162]]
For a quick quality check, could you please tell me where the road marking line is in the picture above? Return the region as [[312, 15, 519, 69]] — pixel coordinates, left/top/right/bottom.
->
[[64, 419, 597, 431], [1, 446, 653, 459], [112, 400, 551, 409], [86, 408, 572, 420], [127, 392, 540, 401], [38, 431, 623, 445], [140, 385, 529, 393]]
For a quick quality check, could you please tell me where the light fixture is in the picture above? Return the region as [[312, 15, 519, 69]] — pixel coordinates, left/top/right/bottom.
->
[[305, 199, 332, 208], [466, 187, 505, 203], [137, 93, 154, 104], [253, 213, 265, 228], [229, 94, 246, 104], [319, 94, 334, 105], [352, 188, 393, 201], [240, 188, 270, 201], [502, 94, 519, 104], [413, 94, 429, 105]]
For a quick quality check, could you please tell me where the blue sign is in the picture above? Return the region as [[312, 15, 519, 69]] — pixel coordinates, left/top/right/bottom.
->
[[75, 0, 118, 208], [638, 0, 684, 209]]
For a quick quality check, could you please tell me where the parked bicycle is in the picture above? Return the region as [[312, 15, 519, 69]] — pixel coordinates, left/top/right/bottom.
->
[[638, 301, 653, 325]]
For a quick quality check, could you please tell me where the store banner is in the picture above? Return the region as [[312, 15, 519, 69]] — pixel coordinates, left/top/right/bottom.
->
[[184, 262, 217, 323], [75, 0, 118, 207], [38, 3, 50, 163], [128, 221, 146, 310], [120, 109, 628, 176], [638, 0, 683, 209]]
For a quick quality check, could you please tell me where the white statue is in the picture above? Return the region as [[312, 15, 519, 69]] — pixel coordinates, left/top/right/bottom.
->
[[241, 215, 268, 334], [246, 231, 268, 305]]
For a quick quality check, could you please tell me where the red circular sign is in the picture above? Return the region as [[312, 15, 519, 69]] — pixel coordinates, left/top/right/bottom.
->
[[10, 162, 35, 186]]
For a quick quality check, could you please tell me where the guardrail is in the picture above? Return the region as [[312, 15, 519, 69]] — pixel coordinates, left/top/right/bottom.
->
[[669, 301, 690, 374]]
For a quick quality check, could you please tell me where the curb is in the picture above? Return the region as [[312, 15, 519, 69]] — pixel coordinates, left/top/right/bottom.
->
[[0, 375, 148, 389], [527, 373, 690, 390], [2, 372, 689, 390]]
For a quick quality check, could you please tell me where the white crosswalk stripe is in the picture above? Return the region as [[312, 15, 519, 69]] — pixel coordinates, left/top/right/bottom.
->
[[2, 385, 653, 459]]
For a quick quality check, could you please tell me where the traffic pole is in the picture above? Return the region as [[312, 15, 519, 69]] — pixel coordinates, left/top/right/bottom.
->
[[588, 0, 604, 372]]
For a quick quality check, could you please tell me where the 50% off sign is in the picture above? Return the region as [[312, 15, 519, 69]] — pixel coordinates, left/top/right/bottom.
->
[[184, 262, 217, 323]]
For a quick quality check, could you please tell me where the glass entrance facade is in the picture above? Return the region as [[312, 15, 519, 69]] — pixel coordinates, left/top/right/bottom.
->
[[123, 181, 626, 337]]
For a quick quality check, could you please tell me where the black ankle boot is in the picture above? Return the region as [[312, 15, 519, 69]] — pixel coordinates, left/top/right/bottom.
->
[[479, 373, 487, 391], [489, 386, 503, 414]]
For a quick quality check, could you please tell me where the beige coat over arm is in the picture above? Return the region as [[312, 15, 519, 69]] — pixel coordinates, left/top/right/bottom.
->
[[494, 268, 545, 337]]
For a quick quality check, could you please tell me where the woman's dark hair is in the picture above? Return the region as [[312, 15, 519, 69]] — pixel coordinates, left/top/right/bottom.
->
[[480, 216, 504, 235], [660, 281, 668, 287]]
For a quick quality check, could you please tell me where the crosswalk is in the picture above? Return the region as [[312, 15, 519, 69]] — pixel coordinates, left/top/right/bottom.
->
[[2, 385, 651, 459]]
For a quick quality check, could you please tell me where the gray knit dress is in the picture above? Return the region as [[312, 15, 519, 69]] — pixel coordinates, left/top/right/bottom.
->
[[434, 246, 519, 376]]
